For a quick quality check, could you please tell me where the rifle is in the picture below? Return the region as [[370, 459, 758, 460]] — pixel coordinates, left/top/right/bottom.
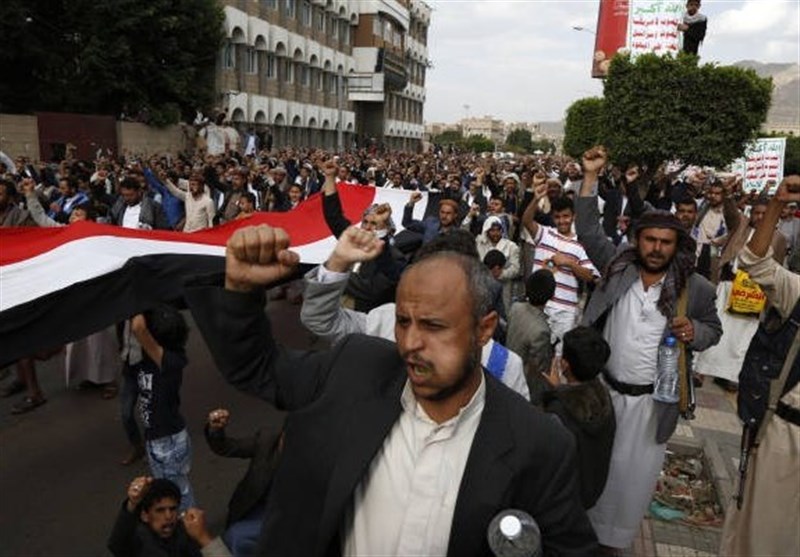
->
[[735, 418, 757, 510]]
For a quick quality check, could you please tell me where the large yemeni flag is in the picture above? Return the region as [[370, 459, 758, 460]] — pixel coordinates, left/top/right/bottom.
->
[[0, 184, 435, 365]]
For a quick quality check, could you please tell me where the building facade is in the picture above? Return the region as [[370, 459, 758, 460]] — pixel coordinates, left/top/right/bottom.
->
[[216, 0, 430, 151], [460, 116, 505, 146]]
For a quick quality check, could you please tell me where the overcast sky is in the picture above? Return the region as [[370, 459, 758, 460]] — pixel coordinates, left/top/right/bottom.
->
[[423, 0, 800, 124]]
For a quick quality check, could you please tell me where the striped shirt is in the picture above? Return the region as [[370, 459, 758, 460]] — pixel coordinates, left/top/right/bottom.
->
[[532, 226, 598, 312]]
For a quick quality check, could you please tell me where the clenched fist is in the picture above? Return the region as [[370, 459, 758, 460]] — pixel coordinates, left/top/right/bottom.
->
[[225, 225, 300, 292]]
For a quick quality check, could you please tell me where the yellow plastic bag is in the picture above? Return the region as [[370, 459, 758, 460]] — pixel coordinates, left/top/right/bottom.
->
[[727, 270, 766, 315]]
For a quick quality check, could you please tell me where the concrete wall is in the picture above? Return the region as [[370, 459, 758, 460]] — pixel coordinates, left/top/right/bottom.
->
[[0, 114, 197, 160], [116, 122, 195, 155], [0, 114, 40, 160]]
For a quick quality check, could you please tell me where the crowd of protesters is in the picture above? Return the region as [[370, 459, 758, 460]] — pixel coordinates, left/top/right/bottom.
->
[[1, 134, 799, 557]]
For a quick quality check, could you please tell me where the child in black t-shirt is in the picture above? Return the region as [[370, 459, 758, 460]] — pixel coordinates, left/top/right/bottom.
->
[[130, 305, 194, 511]]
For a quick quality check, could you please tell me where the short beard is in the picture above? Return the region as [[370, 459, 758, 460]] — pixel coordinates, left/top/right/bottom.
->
[[409, 337, 482, 402], [637, 251, 672, 273]]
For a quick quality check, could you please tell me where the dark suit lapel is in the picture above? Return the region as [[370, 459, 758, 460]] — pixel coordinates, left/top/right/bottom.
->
[[315, 373, 405, 555], [448, 375, 515, 557]]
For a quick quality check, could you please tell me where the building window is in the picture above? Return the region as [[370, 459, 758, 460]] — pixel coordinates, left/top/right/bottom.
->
[[267, 53, 276, 78], [302, 1, 311, 26], [300, 65, 309, 86], [341, 22, 350, 45], [246, 48, 257, 74], [285, 60, 294, 83], [262, 0, 277, 9], [316, 70, 323, 91], [330, 15, 337, 38], [315, 7, 325, 31], [222, 42, 235, 69], [373, 16, 381, 37], [284, 0, 295, 19]]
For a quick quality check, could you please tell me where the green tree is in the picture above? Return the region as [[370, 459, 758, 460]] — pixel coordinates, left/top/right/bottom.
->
[[506, 128, 533, 152], [603, 53, 772, 172], [463, 135, 495, 153], [432, 130, 463, 145], [0, 0, 224, 125], [785, 135, 800, 176], [562, 54, 772, 176], [563, 97, 605, 159], [530, 139, 557, 154]]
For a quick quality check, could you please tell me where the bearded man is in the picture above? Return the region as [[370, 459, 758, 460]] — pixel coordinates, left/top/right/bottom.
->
[[575, 146, 722, 554]]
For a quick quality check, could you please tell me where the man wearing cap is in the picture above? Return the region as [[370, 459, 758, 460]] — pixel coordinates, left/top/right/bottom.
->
[[575, 146, 721, 554], [403, 191, 460, 245]]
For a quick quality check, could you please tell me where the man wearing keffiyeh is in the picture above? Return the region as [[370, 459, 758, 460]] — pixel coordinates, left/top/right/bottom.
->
[[574, 146, 722, 554]]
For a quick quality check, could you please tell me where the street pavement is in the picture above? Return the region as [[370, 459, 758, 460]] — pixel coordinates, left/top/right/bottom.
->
[[0, 296, 742, 557], [0, 299, 316, 557]]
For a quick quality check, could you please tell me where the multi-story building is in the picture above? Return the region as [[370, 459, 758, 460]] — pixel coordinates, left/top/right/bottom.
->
[[216, 0, 430, 151], [460, 116, 505, 146]]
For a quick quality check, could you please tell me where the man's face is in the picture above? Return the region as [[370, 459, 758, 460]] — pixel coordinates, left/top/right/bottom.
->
[[637, 228, 678, 273], [394, 259, 489, 405], [140, 497, 179, 539], [553, 208, 574, 235], [547, 181, 562, 200], [705, 186, 723, 208], [238, 197, 254, 213], [58, 180, 74, 197], [675, 203, 698, 229], [503, 179, 516, 193], [288, 186, 302, 203], [188, 179, 203, 195], [780, 205, 793, 219], [487, 225, 503, 243], [489, 198, 503, 214], [749, 204, 767, 228], [566, 164, 582, 180], [337, 167, 349, 180], [439, 204, 457, 227], [69, 208, 88, 223], [120, 187, 142, 206], [686, 0, 700, 15], [232, 174, 245, 190]]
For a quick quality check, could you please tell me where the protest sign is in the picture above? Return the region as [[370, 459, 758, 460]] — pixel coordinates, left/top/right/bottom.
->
[[731, 138, 786, 194]]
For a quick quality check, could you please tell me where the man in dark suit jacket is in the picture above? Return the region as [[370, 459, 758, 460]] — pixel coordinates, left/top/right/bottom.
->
[[186, 224, 597, 557]]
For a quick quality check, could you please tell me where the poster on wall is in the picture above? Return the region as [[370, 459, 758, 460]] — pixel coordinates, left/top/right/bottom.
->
[[731, 138, 786, 194], [592, 0, 684, 78]]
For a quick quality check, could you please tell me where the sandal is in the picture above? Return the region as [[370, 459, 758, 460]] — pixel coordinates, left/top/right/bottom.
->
[[11, 396, 47, 414], [1, 379, 25, 398], [101, 384, 119, 399]]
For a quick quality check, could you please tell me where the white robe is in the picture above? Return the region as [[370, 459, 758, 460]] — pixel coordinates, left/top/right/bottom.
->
[[65, 327, 120, 386], [693, 280, 760, 382], [588, 278, 668, 549]]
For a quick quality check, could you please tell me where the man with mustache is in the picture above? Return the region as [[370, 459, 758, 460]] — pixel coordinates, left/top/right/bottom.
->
[[575, 146, 721, 555], [185, 224, 597, 556]]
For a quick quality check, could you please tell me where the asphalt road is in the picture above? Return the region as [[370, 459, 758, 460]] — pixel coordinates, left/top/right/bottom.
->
[[0, 299, 320, 557]]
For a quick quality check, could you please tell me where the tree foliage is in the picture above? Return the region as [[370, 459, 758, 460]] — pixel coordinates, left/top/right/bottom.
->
[[563, 54, 773, 172], [0, 0, 224, 126], [463, 135, 495, 153], [431, 130, 463, 145], [506, 128, 533, 152], [563, 98, 606, 159]]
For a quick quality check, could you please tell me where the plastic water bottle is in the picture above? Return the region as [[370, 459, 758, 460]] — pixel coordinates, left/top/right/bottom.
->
[[653, 335, 680, 403], [487, 509, 542, 557]]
